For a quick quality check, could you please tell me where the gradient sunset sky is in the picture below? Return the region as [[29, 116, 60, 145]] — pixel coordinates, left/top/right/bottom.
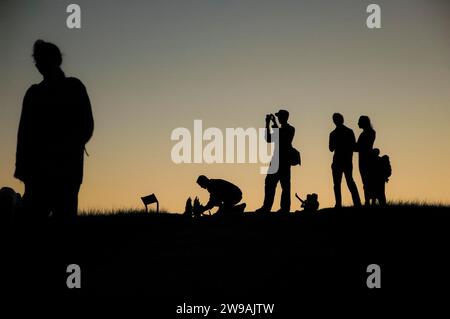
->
[[1, 0, 449, 212]]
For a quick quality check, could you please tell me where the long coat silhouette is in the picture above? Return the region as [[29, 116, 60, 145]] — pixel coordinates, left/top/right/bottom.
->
[[15, 40, 94, 220], [15, 75, 93, 184]]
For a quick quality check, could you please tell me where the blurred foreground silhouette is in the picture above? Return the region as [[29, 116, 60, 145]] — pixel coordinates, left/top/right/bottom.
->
[[14, 40, 94, 221]]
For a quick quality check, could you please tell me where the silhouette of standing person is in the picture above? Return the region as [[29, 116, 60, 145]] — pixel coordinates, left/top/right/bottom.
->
[[329, 113, 361, 208], [14, 40, 94, 221], [356, 115, 376, 206], [369, 148, 390, 206], [256, 109, 295, 213]]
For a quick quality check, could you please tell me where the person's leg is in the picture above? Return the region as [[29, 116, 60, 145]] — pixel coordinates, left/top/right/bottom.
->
[[261, 172, 279, 212], [359, 160, 373, 206], [279, 166, 291, 212], [332, 163, 343, 208], [53, 182, 80, 222], [216, 202, 226, 215], [230, 194, 242, 210], [344, 164, 362, 207], [22, 181, 51, 222], [220, 195, 242, 215], [366, 173, 376, 206], [378, 181, 386, 206]]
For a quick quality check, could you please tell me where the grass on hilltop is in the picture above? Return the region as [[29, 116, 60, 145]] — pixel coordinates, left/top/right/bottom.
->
[[78, 200, 449, 217]]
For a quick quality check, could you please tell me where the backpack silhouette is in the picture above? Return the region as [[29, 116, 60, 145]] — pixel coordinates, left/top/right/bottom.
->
[[290, 147, 301, 166]]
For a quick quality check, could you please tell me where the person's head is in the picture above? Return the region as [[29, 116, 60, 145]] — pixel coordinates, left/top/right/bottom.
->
[[196, 175, 210, 189], [32, 40, 62, 77], [332, 113, 344, 126], [358, 115, 372, 130], [275, 109, 289, 125], [373, 148, 380, 157]]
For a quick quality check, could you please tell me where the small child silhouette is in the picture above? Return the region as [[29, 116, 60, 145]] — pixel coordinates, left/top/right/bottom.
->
[[369, 148, 391, 206]]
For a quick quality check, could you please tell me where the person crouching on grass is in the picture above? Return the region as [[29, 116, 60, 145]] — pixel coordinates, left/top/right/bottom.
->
[[195, 175, 246, 216]]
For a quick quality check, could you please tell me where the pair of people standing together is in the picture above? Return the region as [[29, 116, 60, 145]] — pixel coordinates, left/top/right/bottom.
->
[[329, 113, 376, 208]]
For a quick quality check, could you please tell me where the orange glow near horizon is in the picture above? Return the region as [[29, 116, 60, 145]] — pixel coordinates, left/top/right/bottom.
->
[[1, 1, 450, 213]]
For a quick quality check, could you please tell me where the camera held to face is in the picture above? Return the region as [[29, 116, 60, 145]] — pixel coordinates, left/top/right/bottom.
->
[[266, 114, 275, 123]]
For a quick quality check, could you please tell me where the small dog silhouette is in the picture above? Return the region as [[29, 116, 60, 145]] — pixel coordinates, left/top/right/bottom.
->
[[295, 193, 319, 212]]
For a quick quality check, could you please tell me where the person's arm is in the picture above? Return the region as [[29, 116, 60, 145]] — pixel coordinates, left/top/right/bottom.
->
[[14, 88, 33, 182], [370, 130, 376, 149], [287, 126, 295, 145], [350, 130, 356, 151], [271, 115, 279, 129], [203, 193, 218, 212], [354, 133, 360, 152], [78, 80, 94, 145], [329, 132, 335, 152], [265, 115, 273, 143]]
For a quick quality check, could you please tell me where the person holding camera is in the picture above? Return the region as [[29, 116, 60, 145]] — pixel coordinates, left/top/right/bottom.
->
[[255, 109, 295, 213]]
